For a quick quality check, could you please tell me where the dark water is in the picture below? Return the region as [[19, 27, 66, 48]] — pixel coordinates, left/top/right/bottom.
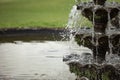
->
[[0, 41, 76, 80]]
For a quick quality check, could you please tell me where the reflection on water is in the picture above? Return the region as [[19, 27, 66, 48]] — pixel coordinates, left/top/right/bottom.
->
[[0, 41, 76, 80]]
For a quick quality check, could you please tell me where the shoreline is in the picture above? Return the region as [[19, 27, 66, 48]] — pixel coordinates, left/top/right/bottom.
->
[[0, 28, 68, 42]]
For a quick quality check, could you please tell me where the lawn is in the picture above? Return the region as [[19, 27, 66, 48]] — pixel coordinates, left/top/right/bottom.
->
[[0, 0, 74, 28], [0, 0, 119, 29]]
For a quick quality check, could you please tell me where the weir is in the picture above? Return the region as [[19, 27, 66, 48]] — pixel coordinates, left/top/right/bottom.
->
[[63, 0, 120, 79]]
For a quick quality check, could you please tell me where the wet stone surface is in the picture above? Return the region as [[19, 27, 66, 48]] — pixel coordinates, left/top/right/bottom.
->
[[68, 62, 120, 80]]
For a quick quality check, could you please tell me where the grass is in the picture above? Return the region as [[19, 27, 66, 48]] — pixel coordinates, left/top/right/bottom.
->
[[0, 0, 119, 29], [0, 0, 74, 28]]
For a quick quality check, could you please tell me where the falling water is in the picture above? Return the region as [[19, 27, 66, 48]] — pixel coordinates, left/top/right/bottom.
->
[[66, 5, 81, 51], [107, 10, 113, 55], [65, 1, 93, 63], [92, 11, 95, 45], [118, 9, 120, 27], [66, 4, 89, 50], [65, 1, 93, 65]]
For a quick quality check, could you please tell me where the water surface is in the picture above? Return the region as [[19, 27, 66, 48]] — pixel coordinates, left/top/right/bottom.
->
[[0, 41, 76, 80]]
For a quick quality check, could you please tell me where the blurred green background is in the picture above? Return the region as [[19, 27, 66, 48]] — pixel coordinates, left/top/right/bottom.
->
[[0, 0, 119, 29], [0, 0, 74, 28]]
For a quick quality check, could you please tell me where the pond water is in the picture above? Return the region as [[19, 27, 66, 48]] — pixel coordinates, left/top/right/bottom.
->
[[0, 41, 78, 80]]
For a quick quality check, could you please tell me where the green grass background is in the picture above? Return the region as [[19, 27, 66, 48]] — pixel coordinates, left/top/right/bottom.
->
[[0, 0, 74, 28], [0, 0, 119, 29]]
